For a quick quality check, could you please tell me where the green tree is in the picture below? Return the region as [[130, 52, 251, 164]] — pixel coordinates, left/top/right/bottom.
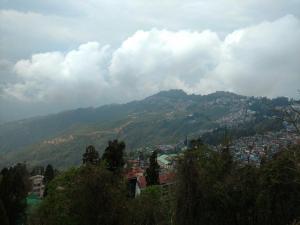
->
[[190, 137, 204, 149], [36, 163, 127, 225], [257, 149, 300, 225], [43, 164, 55, 197], [74, 164, 127, 225], [175, 142, 236, 225], [227, 165, 260, 225], [82, 145, 99, 165], [102, 140, 125, 172], [44, 164, 54, 184], [145, 151, 160, 186], [128, 186, 172, 225], [35, 168, 80, 225], [0, 198, 9, 225], [175, 147, 203, 225], [0, 164, 30, 225]]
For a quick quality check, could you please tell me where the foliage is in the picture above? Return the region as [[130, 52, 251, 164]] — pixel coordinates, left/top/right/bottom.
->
[[257, 149, 300, 225], [145, 151, 160, 186], [128, 186, 173, 225], [33, 163, 127, 225], [0, 198, 9, 225], [43, 164, 55, 197], [175, 143, 300, 225], [82, 145, 99, 165], [0, 163, 30, 225], [102, 140, 125, 172]]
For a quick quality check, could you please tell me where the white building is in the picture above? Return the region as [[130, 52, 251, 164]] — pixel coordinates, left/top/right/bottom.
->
[[29, 175, 45, 198]]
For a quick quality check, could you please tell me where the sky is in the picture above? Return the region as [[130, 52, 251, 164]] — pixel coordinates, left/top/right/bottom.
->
[[0, 0, 300, 123]]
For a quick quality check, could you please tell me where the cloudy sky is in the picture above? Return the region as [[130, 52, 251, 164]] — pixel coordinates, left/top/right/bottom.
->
[[0, 0, 300, 123]]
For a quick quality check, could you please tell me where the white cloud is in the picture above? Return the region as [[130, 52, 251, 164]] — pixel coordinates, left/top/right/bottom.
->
[[109, 15, 300, 98], [109, 29, 222, 99], [4, 42, 111, 105], [2, 0, 300, 61], [1, 15, 300, 121], [213, 15, 300, 97]]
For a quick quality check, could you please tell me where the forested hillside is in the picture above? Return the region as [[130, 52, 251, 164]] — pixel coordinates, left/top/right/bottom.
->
[[0, 90, 288, 168]]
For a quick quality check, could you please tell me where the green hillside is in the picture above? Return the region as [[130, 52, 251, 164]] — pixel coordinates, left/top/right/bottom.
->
[[0, 90, 286, 168]]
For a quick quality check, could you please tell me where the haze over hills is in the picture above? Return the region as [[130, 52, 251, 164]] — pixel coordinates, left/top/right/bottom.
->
[[0, 89, 288, 168]]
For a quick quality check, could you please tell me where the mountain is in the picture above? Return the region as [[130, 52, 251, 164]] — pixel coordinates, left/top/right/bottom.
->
[[0, 90, 286, 168]]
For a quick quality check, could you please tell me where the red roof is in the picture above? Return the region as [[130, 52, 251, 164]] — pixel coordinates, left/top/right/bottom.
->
[[137, 176, 147, 189], [125, 167, 144, 179], [159, 172, 176, 185], [136, 172, 176, 189]]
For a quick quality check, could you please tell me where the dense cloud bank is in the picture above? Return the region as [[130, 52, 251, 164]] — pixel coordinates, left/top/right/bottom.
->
[[1, 15, 300, 122]]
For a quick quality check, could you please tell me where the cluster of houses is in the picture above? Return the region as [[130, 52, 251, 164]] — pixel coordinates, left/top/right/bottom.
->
[[28, 126, 300, 200], [125, 157, 177, 198], [28, 153, 179, 200], [229, 129, 300, 164]]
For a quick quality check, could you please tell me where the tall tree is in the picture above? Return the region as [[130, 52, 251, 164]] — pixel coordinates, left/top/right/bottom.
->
[[82, 145, 99, 165], [36, 164, 127, 225], [43, 164, 55, 197], [145, 151, 160, 186], [102, 140, 125, 172], [0, 164, 30, 225], [190, 137, 204, 149], [257, 149, 300, 225], [129, 186, 172, 225], [44, 164, 54, 184], [0, 198, 9, 225], [175, 147, 203, 225], [175, 142, 236, 225]]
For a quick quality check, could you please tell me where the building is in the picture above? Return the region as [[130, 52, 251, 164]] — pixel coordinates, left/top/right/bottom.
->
[[126, 167, 145, 198], [29, 175, 45, 198], [157, 154, 177, 170], [135, 172, 176, 197]]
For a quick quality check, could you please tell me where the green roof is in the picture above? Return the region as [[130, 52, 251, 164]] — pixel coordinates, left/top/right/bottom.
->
[[158, 154, 177, 165], [26, 193, 42, 206]]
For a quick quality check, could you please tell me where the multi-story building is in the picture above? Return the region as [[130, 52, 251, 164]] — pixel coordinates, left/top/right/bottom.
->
[[29, 175, 45, 198]]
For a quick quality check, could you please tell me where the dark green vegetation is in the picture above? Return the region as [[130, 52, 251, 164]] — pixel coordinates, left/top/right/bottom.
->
[[0, 90, 287, 168], [102, 140, 125, 172], [25, 141, 300, 225], [175, 144, 300, 225], [1, 138, 300, 225], [145, 151, 160, 186], [0, 164, 30, 225]]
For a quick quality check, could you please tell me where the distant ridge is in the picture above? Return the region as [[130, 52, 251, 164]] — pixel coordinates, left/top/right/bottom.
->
[[0, 89, 286, 168]]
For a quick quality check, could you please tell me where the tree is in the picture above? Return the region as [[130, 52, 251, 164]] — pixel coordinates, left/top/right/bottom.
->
[[44, 164, 54, 184], [175, 142, 236, 225], [36, 164, 128, 225], [190, 137, 204, 149], [175, 148, 202, 225], [227, 165, 260, 225], [145, 151, 160, 186], [0, 164, 30, 225], [128, 186, 172, 225], [30, 166, 44, 176], [102, 140, 125, 172], [0, 198, 9, 225], [257, 149, 300, 225], [43, 164, 55, 197], [82, 145, 99, 165]]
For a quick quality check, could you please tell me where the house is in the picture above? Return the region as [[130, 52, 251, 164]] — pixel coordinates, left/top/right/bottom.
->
[[125, 167, 145, 198], [135, 172, 176, 197], [29, 175, 45, 198], [157, 154, 177, 170]]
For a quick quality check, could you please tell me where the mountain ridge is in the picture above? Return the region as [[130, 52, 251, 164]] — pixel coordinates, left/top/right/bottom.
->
[[0, 89, 286, 168]]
